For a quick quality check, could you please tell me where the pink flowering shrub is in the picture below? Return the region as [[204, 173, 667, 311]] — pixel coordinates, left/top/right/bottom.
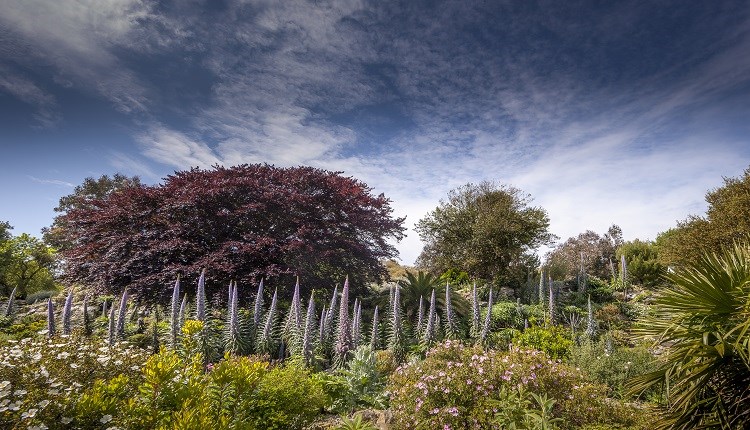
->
[[388, 340, 646, 429]]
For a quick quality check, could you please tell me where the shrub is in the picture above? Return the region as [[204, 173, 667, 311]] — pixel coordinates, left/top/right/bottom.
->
[[512, 325, 573, 359], [570, 339, 657, 399], [388, 340, 645, 430], [319, 345, 387, 413], [491, 301, 524, 330], [0, 337, 149, 429]]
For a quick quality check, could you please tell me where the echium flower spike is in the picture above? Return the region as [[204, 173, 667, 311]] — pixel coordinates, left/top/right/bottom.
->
[[370, 305, 380, 350], [352, 298, 362, 350], [444, 282, 457, 339], [256, 288, 278, 356], [46, 297, 55, 338], [62, 290, 73, 335], [318, 304, 327, 346], [284, 277, 302, 340], [170, 276, 181, 348], [107, 303, 116, 346], [422, 289, 437, 346], [302, 291, 316, 366], [252, 279, 264, 331], [470, 283, 481, 340], [225, 281, 241, 355], [548, 275, 556, 325], [333, 276, 352, 368], [116, 289, 129, 339], [585, 294, 596, 338], [196, 269, 206, 321], [480, 288, 493, 344], [538, 266, 546, 306], [179, 294, 187, 329], [323, 285, 338, 353], [388, 285, 406, 363], [416, 295, 425, 337], [101, 299, 108, 319], [4, 287, 16, 317], [620, 254, 627, 283]]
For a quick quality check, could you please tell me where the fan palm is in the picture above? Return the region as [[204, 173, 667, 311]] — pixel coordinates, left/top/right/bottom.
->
[[627, 243, 750, 429], [387, 271, 470, 323]]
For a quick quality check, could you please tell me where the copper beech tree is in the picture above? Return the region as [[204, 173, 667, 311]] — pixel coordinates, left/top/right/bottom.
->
[[58, 165, 405, 303]]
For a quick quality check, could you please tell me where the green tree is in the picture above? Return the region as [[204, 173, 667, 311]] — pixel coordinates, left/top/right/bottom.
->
[[0, 233, 57, 297], [43, 173, 142, 251], [416, 182, 554, 291], [628, 243, 750, 429], [657, 167, 750, 268], [616, 239, 665, 288]]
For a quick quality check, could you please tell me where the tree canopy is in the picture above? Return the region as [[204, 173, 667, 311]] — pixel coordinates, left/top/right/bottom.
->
[[0, 225, 57, 297], [415, 182, 554, 290], [56, 165, 405, 303], [657, 166, 750, 268], [43, 174, 143, 252], [544, 225, 623, 282]]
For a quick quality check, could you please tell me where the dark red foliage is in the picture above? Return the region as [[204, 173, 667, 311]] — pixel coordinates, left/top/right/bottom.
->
[[60, 165, 406, 303]]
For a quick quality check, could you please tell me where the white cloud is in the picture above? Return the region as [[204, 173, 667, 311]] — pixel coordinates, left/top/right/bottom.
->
[[27, 175, 75, 187], [0, 67, 60, 127]]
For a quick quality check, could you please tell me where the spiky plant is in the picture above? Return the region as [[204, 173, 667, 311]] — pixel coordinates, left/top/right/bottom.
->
[[370, 305, 380, 350], [101, 299, 108, 319], [334, 276, 353, 368], [302, 291, 316, 366], [352, 298, 363, 350], [178, 294, 188, 329], [61, 290, 73, 335], [415, 295, 425, 338], [46, 298, 55, 338], [322, 285, 339, 360], [538, 266, 546, 306], [115, 289, 129, 339], [627, 244, 750, 429], [547, 275, 556, 326], [443, 283, 458, 339], [584, 295, 596, 339], [422, 289, 437, 347], [284, 279, 303, 356], [388, 285, 406, 363], [318, 304, 327, 347], [480, 288, 493, 345], [250, 279, 264, 352], [470, 283, 481, 340], [196, 269, 207, 321], [224, 281, 243, 355], [256, 288, 278, 356], [107, 304, 116, 346], [4, 287, 16, 318], [83, 295, 92, 336], [170, 276, 181, 348]]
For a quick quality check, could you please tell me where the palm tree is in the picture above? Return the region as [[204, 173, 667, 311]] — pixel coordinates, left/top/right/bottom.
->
[[389, 271, 469, 323], [627, 243, 750, 429]]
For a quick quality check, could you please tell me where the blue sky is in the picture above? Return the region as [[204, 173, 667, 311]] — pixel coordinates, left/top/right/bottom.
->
[[1, 0, 749, 264]]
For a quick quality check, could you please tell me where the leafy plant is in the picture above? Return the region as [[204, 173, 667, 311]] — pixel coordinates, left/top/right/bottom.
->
[[627, 243, 750, 429]]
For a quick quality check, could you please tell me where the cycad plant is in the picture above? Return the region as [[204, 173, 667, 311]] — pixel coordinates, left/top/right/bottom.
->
[[627, 243, 750, 429]]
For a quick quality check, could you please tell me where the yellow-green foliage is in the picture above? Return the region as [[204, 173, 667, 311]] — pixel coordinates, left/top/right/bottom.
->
[[512, 325, 573, 359], [74, 349, 325, 430]]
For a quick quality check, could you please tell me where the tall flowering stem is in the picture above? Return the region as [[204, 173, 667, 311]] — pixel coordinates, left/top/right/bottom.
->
[[178, 294, 187, 329], [284, 278, 303, 356], [548, 275, 556, 326], [256, 287, 278, 356], [46, 298, 55, 338], [61, 290, 73, 335], [470, 283, 481, 340], [196, 269, 207, 321], [416, 295, 425, 338], [4, 287, 16, 317], [225, 281, 242, 355], [388, 285, 406, 363], [585, 294, 596, 339], [251, 279, 264, 352], [170, 276, 181, 349], [443, 283, 457, 339], [334, 276, 352, 368], [116, 289, 129, 339], [480, 288, 493, 345], [538, 266, 546, 306], [422, 289, 437, 346], [302, 291, 316, 365], [370, 305, 380, 350]]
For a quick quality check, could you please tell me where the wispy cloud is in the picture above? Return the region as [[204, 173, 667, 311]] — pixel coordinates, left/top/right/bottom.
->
[[0, 66, 60, 127], [27, 175, 75, 187]]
